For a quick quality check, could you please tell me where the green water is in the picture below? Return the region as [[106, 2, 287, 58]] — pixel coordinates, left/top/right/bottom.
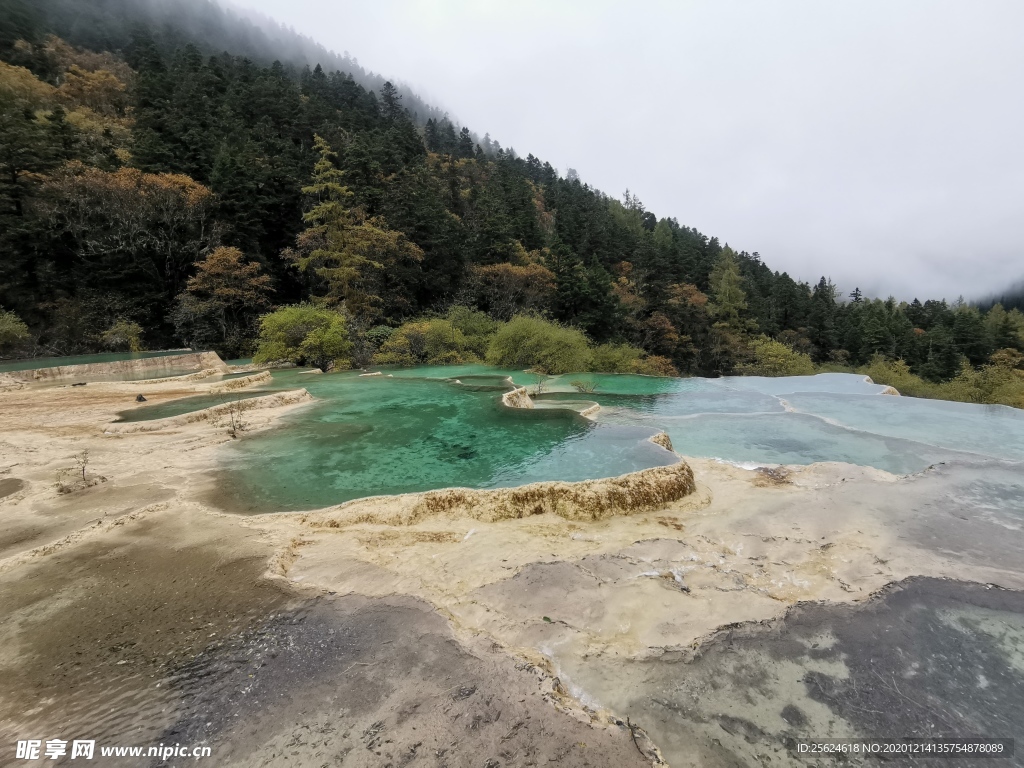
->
[[158, 365, 1024, 513], [115, 391, 267, 422], [215, 368, 675, 513], [113, 369, 290, 422], [542, 371, 686, 396]]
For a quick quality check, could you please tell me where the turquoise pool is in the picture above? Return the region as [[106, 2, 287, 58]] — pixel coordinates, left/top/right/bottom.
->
[[203, 367, 1024, 513], [214, 367, 675, 512]]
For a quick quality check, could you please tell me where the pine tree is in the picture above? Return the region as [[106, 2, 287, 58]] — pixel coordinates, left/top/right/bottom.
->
[[438, 118, 457, 154], [128, 33, 176, 173], [424, 118, 439, 152], [292, 136, 422, 321], [379, 81, 402, 123], [708, 247, 749, 332], [921, 323, 962, 381], [808, 277, 838, 361], [457, 126, 474, 158]]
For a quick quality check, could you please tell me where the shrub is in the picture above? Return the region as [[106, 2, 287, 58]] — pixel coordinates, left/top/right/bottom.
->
[[0, 308, 31, 354], [373, 318, 476, 366], [736, 336, 815, 377], [252, 304, 352, 371], [447, 305, 498, 358], [99, 318, 144, 352], [586, 343, 678, 376], [634, 355, 679, 377], [990, 348, 1024, 370], [984, 370, 1024, 409], [589, 343, 644, 373], [486, 315, 592, 374], [368, 307, 500, 367], [859, 356, 934, 397], [364, 325, 394, 352], [941, 361, 1024, 408], [859, 355, 1024, 408]]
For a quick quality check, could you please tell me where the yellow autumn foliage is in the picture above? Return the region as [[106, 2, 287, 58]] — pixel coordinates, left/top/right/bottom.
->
[[0, 60, 56, 106]]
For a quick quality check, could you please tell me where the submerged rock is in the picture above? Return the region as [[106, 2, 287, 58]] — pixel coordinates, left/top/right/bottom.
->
[[591, 577, 1024, 767]]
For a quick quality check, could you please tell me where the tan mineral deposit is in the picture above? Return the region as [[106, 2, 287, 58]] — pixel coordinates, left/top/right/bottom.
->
[[1, 357, 1021, 766]]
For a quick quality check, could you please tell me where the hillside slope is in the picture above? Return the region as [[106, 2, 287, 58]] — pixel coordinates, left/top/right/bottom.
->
[[0, 0, 1022, 404], [1, 0, 446, 123]]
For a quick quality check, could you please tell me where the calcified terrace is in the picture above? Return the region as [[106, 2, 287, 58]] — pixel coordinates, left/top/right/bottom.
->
[[1, 353, 1023, 767]]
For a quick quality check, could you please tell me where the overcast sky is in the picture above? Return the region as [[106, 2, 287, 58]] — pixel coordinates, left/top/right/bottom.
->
[[234, 0, 1023, 301]]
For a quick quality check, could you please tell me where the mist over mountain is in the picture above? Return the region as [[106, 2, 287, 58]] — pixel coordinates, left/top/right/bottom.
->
[[978, 282, 1024, 313], [6, 0, 448, 124]]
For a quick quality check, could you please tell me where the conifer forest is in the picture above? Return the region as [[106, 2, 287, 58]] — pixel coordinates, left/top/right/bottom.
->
[[2, 0, 1022, 406]]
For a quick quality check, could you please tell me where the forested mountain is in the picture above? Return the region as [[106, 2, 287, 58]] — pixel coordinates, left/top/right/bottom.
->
[[1, 0, 1022, 405], [1, 0, 446, 124], [980, 283, 1024, 314]]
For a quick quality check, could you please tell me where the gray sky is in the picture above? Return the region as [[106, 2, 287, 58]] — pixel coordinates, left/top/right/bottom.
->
[[235, 0, 1024, 301]]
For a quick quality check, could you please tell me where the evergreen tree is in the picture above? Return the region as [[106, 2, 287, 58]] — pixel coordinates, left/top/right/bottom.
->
[[438, 118, 457, 154], [457, 126, 474, 158], [379, 81, 402, 123], [548, 243, 619, 340], [291, 136, 422, 321], [807, 277, 838, 361], [423, 118, 439, 152], [128, 32, 176, 173], [708, 247, 749, 332], [920, 323, 962, 381]]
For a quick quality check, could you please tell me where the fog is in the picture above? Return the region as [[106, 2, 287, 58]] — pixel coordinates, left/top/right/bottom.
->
[[232, 0, 1024, 301]]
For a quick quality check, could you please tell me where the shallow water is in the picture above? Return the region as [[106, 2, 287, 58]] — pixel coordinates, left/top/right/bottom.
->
[[784, 391, 1024, 461], [538, 386, 785, 416], [114, 390, 267, 422], [719, 371, 892, 395], [215, 370, 675, 512], [112, 372, 273, 422], [209, 367, 1024, 512], [559, 578, 1024, 768], [542, 371, 688, 396], [600, 410, 992, 474]]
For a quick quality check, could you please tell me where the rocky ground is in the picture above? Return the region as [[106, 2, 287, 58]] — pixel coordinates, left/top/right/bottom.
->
[[1, 370, 1022, 766]]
